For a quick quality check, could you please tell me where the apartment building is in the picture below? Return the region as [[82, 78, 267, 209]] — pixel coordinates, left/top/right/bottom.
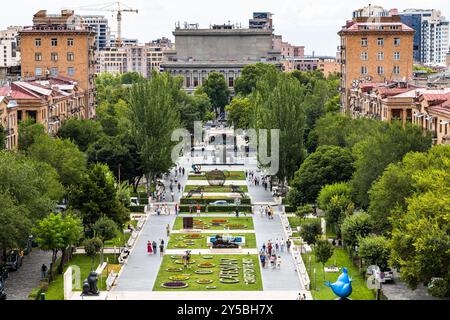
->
[[350, 81, 450, 145], [399, 9, 449, 66], [0, 26, 22, 68], [338, 6, 415, 113], [282, 56, 339, 76], [19, 10, 96, 117], [82, 15, 110, 51], [0, 77, 88, 149], [272, 34, 304, 58]]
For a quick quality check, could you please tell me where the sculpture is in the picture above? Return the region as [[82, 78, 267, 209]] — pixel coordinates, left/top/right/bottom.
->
[[82, 272, 99, 296], [325, 267, 353, 299], [205, 169, 228, 186]]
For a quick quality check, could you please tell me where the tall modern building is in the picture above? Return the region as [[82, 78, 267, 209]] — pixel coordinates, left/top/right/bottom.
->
[[249, 12, 274, 30], [399, 9, 450, 65], [0, 26, 22, 68], [338, 6, 415, 113], [81, 15, 110, 51]]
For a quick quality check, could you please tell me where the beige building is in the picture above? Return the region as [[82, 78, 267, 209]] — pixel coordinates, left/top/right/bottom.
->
[[282, 56, 339, 76], [338, 6, 415, 113], [0, 77, 88, 149], [19, 10, 96, 117]]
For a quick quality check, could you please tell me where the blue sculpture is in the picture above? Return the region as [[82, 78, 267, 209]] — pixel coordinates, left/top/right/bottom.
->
[[325, 267, 353, 299]]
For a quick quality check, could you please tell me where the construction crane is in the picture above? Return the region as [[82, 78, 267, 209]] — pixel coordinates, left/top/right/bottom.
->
[[72, 2, 138, 47]]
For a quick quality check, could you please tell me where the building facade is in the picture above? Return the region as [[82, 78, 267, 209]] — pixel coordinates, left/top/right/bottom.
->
[[338, 6, 415, 112], [281, 56, 339, 76], [81, 15, 110, 51], [161, 21, 281, 93], [399, 9, 449, 66], [0, 26, 22, 68], [19, 10, 96, 117], [0, 77, 88, 149]]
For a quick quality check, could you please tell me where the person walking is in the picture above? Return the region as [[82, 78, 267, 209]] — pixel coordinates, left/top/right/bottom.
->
[[152, 240, 157, 255], [280, 238, 285, 252], [196, 203, 201, 216], [287, 239, 292, 252], [41, 264, 48, 280], [276, 255, 282, 269], [175, 203, 179, 216], [189, 204, 193, 214], [267, 242, 272, 256], [166, 224, 170, 237], [147, 241, 153, 255], [171, 191, 175, 202], [159, 242, 164, 257], [259, 251, 266, 268]]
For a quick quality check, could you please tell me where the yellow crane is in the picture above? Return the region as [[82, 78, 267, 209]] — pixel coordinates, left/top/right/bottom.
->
[[73, 2, 138, 47]]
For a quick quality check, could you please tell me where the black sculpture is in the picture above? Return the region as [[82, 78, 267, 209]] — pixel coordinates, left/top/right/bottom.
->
[[211, 235, 239, 249], [205, 169, 228, 186], [186, 187, 204, 198], [82, 272, 99, 296]]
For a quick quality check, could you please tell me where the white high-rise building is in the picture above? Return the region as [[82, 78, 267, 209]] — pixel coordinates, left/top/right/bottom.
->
[[400, 9, 450, 66], [82, 15, 110, 51], [0, 26, 22, 68]]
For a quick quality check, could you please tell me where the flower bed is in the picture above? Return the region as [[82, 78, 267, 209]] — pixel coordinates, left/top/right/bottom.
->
[[225, 224, 247, 229], [165, 267, 183, 272], [161, 281, 189, 289], [196, 279, 214, 284], [169, 275, 190, 281], [197, 262, 215, 268]]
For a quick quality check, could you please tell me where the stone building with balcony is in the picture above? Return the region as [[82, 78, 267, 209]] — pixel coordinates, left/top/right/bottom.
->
[[0, 76, 87, 149]]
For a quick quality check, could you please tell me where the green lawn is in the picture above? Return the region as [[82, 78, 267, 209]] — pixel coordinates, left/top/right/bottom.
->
[[288, 217, 336, 239], [172, 217, 254, 230], [42, 254, 119, 300], [153, 254, 263, 291], [104, 231, 131, 247], [188, 171, 246, 180], [167, 233, 257, 249], [301, 248, 375, 300], [184, 185, 249, 193]]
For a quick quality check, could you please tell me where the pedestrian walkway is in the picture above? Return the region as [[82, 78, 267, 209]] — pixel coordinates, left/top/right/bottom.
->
[[3, 249, 53, 300], [112, 214, 175, 291]]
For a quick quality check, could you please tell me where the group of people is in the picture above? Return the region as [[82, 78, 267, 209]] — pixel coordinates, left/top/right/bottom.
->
[[152, 203, 171, 215], [246, 170, 272, 191], [147, 240, 165, 257], [258, 205, 275, 219], [258, 238, 292, 269]]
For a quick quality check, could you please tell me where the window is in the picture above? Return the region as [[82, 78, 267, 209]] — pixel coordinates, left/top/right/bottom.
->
[[67, 38, 74, 46], [377, 38, 384, 46], [361, 38, 368, 46], [35, 67, 42, 76], [50, 67, 58, 77], [377, 66, 384, 74], [361, 52, 368, 60], [361, 66, 368, 75], [67, 52, 74, 61], [228, 77, 234, 87], [35, 52, 42, 61], [68, 67, 75, 76], [51, 52, 58, 62], [377, 52, 384, 60], [186, 75, 191, 88], [51, 38, 58, 47], [394, 52, 400, 60], [35, 38, 41, 47], [394, 38, 401, 46], [393, 66, 400, 75]]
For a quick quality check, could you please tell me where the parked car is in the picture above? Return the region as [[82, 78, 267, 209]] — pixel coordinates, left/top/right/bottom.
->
[[210, 200, 229, 206], [5, 250, 23, 271], [130, 197, 140, 206], [0, 277, 6, 300], [382, 268, 394, 283]]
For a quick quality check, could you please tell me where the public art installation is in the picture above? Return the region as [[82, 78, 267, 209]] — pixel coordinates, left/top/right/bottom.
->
[[81, 272, 99, 296], [205, 169, 229, 186], [325, 267, 353, 299], [192, 164, 202, 174]]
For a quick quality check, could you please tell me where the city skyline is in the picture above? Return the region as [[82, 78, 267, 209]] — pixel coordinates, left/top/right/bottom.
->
[[1, 0, 449, 56]]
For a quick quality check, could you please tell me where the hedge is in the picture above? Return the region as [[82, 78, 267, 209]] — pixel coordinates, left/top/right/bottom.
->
[[284, 205, 296, 213], [129, 205, 146, 212], [179, 204, 252, 213], [180, 198, 251, 205]]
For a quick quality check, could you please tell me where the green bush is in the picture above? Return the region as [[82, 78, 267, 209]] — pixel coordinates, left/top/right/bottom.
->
[[428, 278, 449, 298], [139, 198, 149, 205], [129, 205, 145, 212], [284, 205, 296, 213]]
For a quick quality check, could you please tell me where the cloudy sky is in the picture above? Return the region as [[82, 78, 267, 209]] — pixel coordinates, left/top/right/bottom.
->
[[2, 0, 449, 55]]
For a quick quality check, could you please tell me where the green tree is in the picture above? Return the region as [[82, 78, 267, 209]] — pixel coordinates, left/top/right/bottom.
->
[[202, 72, 230, 114], [225, 96, 253, 129], [234, 62, 278, 96], [0, 124, 5, 149], [358, 235, 390, 270], [341, 212, 373, 250], [352, 122, 431, 208], [294, 204, 313, 225], [128, 72, 182, 194], [83, 237, 103, 271], [32, 212, 83, 280], [315, 239, 335, 279], [318, 182, 352, 210], [290, 146, 354, 205], [390, 157, 450, 290], [324, 194, 354, 238], [178, 91, 212, 132], [68, 163, 129, 227], [253, 70, 307, 180], [92, 217, 118, 264], [368, 146, 450, 234], [18, 119, 45, 151], [300, 220, 322, 246], [58, 118, 104, 152], [27, 135, 87, 187]]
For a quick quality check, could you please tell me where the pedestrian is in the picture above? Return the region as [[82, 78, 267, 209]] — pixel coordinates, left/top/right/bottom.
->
[[235, 208, 239, 218], [280, 239, 285, 252], [152, 240, 157, 254], [147, 241, 153, 255], [276, 255, 282, 269], [41, 264, 48, 280], [189, 204, 193, 214], [178, 182, 181, 192], [259, 206, 264, 216], [287, 239, 292, 252], [171, 191, 175, 202], [196, 203, 201, 216], [303, 293, 307, 300], [262, 243, 266, 253], [175, 203, 179, 216], [267, 242, 272, 256], [259, 251, 266, 268], [205, 204, 209, 214], [297, 293, 303, 300], [166, 224, 170, 237], [275, 239, 280, 252], [159, 242, 164, 257], [182, 167, 185, 175]]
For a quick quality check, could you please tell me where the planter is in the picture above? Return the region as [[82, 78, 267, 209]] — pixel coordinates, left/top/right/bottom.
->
[[165, 267, 183, 272], [194, 270, 213, 274], [197, 262, 215, 268], [184, 234, 203, 239], [174, 259, 196, 265], [169, 275, 190, 281], [206, 286, 217, 289], [196, 279, 213, 284], [219, 278, 240, 284], [161, 281, 188, 289]]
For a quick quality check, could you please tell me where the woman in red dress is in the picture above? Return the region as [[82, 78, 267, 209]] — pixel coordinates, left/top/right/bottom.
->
[[147, 241, 153, 255]]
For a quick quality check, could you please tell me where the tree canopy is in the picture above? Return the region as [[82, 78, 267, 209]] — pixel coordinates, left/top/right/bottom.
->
[[202, 72, 230, 114]]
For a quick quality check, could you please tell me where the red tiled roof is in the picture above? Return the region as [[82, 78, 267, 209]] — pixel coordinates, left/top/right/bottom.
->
[[0, 85, 41, 100]]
